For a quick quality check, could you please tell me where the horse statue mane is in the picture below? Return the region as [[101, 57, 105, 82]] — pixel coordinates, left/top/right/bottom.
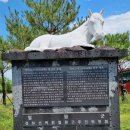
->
[[25, 10, 104, 52]]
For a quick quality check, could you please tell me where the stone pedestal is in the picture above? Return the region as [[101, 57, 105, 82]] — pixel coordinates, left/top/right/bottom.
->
[[3, 46, 128, 130]]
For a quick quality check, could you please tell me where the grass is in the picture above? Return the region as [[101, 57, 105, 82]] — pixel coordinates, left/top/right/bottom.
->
[[0, 98, 13, 130], [0, 96, 130, 130], [120, 94, 130, 130]]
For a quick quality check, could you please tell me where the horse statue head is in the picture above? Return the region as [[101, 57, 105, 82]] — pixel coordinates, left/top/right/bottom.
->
[[86, 9, 104, 43]]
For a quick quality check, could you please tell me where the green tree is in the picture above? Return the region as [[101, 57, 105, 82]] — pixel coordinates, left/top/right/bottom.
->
[[93, 32, 130, 50], [5, 0, 80, 50], [0, 36, 11, 105], [5, 9, 35, 50], [0, 77, 12, 93]]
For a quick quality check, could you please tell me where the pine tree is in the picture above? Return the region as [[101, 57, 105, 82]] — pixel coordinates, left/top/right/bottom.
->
[[5, 0, 80, 50]]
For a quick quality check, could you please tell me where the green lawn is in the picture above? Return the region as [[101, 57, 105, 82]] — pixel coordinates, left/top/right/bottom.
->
[[0, 99, 13, 130], [120, 95, 130, 130], [0, 96, 130, 130]]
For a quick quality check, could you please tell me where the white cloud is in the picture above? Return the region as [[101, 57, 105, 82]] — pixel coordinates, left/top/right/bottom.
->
[[104, 11, 130, 34], [0, 0, 8, 3]]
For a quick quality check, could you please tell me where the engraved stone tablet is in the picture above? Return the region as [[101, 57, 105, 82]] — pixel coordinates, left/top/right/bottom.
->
[[22, 65, 109, 107], [23, 112, 110, 127]]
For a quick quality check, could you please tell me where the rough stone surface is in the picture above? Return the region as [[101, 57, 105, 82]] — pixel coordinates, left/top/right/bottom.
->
[[3, 47, 127, 130], [2, 46, 128, 60]]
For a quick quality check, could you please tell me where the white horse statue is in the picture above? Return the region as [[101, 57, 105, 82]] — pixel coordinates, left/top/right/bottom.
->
[[25, 10, 104, 52]]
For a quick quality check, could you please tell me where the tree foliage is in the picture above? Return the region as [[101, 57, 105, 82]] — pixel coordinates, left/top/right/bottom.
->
[[5, 0, 80, 50], [5, 9, 35, 49], [0, 36, 11, 73], [0, 36, 11, 105], [0, 77, 12, 93], [25, 0, 79, 34], [94, 32, 130, 49]]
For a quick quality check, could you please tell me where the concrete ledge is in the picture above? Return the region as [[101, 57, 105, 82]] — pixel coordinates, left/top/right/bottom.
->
[[2, 46, 128, 61]]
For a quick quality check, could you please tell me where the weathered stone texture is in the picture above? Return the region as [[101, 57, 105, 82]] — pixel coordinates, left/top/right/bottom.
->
[[3, 46, 127, 130]]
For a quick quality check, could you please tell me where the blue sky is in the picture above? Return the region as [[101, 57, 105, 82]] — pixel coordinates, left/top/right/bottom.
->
[[1, 0, 130, 38], [0, 0, 130, 79], [78, 0, 130, 17]]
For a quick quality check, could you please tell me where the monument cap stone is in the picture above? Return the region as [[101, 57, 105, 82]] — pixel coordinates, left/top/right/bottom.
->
[[2, 46, 128, 61]]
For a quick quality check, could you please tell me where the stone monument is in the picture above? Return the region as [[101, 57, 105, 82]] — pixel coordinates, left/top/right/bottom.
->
[[2, 10, 128, 130], [3, 46, 128, 130]]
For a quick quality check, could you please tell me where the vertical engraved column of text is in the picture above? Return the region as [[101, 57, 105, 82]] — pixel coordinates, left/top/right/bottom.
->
[[22, 67, 64, 107], [66, 66, 109, 105]]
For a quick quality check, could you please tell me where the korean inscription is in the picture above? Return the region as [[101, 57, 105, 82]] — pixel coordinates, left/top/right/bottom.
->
[[22, 65, 109, 107]]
